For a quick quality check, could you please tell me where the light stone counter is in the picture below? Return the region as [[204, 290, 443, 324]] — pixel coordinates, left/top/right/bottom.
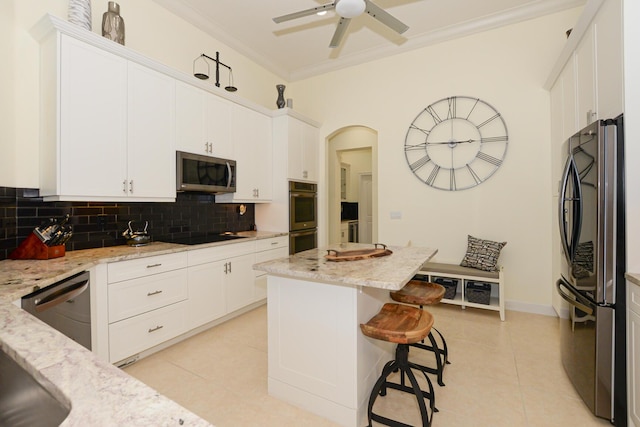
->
[[0, 230, 286, 427], [254, 242, 437, 290]]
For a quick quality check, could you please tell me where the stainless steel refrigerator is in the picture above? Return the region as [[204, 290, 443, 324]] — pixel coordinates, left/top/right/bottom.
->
[[556, 115, 626, 425]]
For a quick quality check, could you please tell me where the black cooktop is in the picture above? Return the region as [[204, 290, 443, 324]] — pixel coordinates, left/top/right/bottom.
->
[[164, 233, 248, 246]]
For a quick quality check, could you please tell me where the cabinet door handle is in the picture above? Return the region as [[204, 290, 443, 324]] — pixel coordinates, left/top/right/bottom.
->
[[271, 242, 278, 246], [228, 262, 232, 273], [122, 180, 127, 193], [148, 325, 164, 333], [303, 170, 308, 179], [205, 142, 209, 153], [147, 290, 163, 296], [224, 262, 228, 274], [146, 263, 162, 268], [129, 180, 133, 193]]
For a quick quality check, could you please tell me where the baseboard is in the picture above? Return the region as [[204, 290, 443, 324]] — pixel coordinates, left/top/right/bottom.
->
[[505, 300, 558, 317]]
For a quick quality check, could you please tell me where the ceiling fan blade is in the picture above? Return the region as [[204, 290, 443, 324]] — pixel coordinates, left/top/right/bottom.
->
[[273, 2, 336, 24], [329, 17, 351, 48], [364, 0, 409, 34]]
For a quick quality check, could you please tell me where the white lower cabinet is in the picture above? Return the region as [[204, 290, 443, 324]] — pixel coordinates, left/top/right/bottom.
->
[[628, 279, 640, 427], [106, 252, 188, 363], [109, 301, 188, 363], [101, 238, 286, 365], [187, 240, 257, 328], [254, 236, 289, 301], [187, 260, 226, 329]]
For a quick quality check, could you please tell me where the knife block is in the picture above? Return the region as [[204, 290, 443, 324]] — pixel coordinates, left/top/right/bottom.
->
[[9, 233, 66, 260]]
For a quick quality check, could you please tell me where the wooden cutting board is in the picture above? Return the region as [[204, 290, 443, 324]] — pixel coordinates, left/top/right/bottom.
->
[[325, 244, 392, 262]]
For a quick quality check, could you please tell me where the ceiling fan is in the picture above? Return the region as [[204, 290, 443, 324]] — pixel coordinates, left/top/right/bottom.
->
[[273, 0, 409, 48]]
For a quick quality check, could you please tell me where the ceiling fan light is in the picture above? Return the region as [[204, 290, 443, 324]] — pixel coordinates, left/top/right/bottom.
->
[[335, 0, 365, 19]]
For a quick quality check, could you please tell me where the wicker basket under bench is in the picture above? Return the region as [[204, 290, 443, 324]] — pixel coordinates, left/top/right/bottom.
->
[[417, 262, 505, 321]]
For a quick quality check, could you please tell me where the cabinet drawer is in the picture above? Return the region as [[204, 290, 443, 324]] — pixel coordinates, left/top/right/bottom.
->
[[255, 247, 288, 277], [108, 252, 187, 283], [108, 269, 188, 323], [109, 300, 187, 363], [188, 240, 255, 266], [629, 280, 640, 316], [256, 236, 288, 252]]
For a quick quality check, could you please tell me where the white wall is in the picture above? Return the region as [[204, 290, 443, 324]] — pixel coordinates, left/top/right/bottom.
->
[[291, 9, 583, 311], [3, 0, 283, 188]]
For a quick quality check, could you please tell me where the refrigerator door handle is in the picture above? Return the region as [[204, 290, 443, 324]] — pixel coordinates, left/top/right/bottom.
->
[[559, 156, 581, 262], [556, 279, 593, 315]]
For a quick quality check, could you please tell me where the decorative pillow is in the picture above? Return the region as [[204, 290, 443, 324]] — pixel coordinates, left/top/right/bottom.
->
[[459, 235, 507, 272]]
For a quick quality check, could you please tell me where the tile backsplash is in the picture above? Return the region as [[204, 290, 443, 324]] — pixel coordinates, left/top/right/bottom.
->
[[0, 187, 255, 260]]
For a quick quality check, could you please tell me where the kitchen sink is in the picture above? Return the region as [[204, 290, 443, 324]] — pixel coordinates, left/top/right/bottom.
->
[[0, 349, 70, 427]]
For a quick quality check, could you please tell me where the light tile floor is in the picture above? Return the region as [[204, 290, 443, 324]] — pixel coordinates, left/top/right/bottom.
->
[[124, 303, 612, 426]]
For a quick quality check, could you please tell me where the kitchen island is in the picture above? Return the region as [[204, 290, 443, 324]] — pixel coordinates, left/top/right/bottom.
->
[[253, 243, 437, 427]]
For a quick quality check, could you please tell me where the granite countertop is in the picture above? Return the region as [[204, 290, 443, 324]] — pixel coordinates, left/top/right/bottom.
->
[[0, 230, 286, 426], [626, 273, 640, 287], [0, 230, 287, 303], [254, 242, 437, 291]]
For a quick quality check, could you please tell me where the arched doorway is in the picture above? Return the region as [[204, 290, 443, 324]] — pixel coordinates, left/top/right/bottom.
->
[[327, 126, 378, 244]]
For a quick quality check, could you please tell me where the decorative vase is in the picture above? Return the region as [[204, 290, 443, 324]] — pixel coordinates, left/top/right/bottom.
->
[[102, 2, 125, 45], [276, 84, 286, 109], [68, 0, 92, 31]]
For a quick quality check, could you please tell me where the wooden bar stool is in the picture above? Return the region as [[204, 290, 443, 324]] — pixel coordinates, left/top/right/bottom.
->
[[390, 280, 450, 386], [360, 303, 437, 427]]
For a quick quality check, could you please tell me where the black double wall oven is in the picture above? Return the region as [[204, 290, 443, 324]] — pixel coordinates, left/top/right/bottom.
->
[[289, 181, 317, 254]]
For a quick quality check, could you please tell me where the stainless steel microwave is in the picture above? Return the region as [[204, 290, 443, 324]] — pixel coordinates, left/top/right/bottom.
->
[[176, 151, 236, 194]]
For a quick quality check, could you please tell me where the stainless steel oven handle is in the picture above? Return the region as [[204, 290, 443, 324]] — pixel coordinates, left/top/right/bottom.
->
[[226, 162, 232, 188], [34, 280, 89, 313], [556, 279, 593, 315]]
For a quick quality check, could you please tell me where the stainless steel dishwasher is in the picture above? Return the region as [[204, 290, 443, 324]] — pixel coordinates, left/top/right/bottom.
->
[[21, 271, 91, 350]]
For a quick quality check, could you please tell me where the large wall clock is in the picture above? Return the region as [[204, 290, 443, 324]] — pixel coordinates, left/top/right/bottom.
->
[[404, 96, 509, 191]]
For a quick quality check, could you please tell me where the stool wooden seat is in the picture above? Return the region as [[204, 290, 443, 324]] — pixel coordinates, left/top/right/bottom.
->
[[390, 280, 445, 306], [390, 280, 450, 386], [360, 303, 437, 427]]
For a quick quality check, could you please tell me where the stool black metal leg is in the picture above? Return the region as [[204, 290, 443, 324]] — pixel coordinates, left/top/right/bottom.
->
[[432, 326, 450, 364], [367, 345, 435, 427]]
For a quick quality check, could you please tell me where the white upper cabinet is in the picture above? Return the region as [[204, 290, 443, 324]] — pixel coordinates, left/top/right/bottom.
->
[[576, 25, 596, 129], [216, 104, 273, 203], [53, 36, 128, 200], [127, 62, 176, 199], [550, 0, 623, 135], [594, 0, 624, 120], [175, 81, 233, 159], [273, 114, 320, 183], [38, 32, 176, 202]]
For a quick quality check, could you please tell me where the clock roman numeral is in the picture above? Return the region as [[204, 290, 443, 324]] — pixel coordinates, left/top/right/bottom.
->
[[477, 113, 501, 128], [409, 124, 431, 136], [476, 152, 502, 166], [426, 106, 443, 124], [466, 164, 482, 184], [447, 97, 456, 120], [425, 165, 440, 186], [481, 135, 508, 143], [410, 155, 431, 171]]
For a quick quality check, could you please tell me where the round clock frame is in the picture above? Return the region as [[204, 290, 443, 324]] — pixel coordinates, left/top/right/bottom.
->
[[404, 96, 509, 191]]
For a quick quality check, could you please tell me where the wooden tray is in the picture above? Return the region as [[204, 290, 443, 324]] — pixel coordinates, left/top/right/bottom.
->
[[325, 244, 392, 262]]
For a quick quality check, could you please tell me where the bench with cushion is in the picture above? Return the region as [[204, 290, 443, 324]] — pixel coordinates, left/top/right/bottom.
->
[[418, 261, 505, 321]]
